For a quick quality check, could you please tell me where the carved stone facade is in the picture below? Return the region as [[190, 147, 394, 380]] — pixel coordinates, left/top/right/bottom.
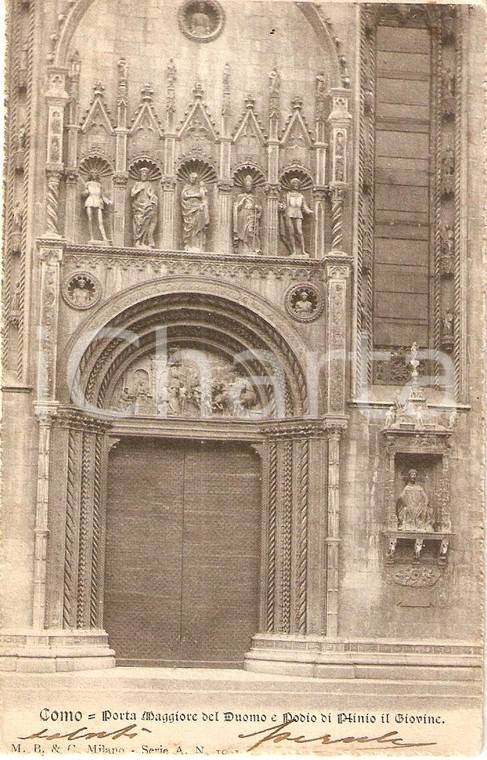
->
[[1, 0, 484, 685]]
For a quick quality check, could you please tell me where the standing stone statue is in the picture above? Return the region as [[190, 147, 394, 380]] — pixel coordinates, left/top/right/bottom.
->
[[181, 172, 209, 252], [82, 173, 111, 243], [233, 175, 262, 255], [396, 469, 435, 532], [131, 167, 158, 248], [279, 178, 313, 257]]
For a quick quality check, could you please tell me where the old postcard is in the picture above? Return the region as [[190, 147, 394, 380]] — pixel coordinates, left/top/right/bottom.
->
[[0, 0, 485, 755]]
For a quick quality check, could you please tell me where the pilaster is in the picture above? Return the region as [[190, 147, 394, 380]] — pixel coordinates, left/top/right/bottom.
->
[[43, 68, 69, 238], [216, 179, 233, 254]]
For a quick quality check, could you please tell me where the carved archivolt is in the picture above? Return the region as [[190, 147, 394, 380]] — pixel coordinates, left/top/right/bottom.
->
[[62, 284, 313, 418]]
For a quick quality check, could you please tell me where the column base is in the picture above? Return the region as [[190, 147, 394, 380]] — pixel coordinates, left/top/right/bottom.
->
[[244, 634, 482, 681], [0, 629, 116, 672]]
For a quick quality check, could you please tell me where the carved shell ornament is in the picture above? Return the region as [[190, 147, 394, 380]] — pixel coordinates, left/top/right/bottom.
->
[[62, 271, 102, 310], [285, 283, 324, 323], [178, 0, 225, 42]]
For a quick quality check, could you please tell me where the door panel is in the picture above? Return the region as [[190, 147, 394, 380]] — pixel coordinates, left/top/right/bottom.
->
[[104, 439, 185, 665], [104, 438, 261, 667], [181, 443, 262, 666]]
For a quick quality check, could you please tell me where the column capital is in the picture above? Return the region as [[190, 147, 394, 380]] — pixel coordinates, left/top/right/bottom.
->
[[64, 168, 79, 184], [262, 418, 329, 440], [53, 406, 113, 433], [217, 179, 233, 192], [265, 183, 280, 198], [112, 171, 129, 186], [161, 176, 177, 191], [33, 401, 60, 422], [325, 261, 352, 280], [45, 164, 64, 178], [38, 244, 64, 263]]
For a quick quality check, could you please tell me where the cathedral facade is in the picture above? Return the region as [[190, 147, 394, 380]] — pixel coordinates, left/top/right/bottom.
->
[[1, 0, 484, 681]]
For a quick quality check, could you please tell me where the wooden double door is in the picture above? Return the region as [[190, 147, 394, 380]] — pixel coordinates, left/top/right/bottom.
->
[[104, 437, 262, 667]]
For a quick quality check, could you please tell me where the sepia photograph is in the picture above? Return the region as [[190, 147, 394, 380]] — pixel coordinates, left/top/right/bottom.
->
[[0, 0, 485, 755]]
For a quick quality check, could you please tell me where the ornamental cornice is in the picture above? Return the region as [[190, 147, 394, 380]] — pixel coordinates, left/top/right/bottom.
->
[[63, 245, 328, 281]]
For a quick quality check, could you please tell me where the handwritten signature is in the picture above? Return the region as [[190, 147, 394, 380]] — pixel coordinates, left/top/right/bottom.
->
[[238, 720, 437, 751], [19, 724, 151, 741]]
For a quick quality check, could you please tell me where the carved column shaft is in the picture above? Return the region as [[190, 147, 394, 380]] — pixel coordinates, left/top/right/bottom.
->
[[330, 186, 345, 251], [327, 89, 351, 253], [45, 168, 63, 237], [44, 69, 69, 237], [313, 188, 327, 259], [325, 427, 342, 637], [37, 248, 63, 401], [32, 407, 56, 628], [115, 129, 128, 173], [262, 424, 327, 636], [113, 173, 128, 246], [266, 184, 279, 257], [46, 412, 112, 630], [216, 180, 232, 254], [162, 178, 176, 249], [64, 171, 78, 243], [325, 261, 351, 415]]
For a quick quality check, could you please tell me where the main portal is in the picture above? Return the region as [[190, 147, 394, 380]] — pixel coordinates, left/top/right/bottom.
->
[[104, 438, 262, 667]]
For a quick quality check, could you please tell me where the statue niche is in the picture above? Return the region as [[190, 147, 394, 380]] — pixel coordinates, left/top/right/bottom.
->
[[396, 468, 435, 533], [232, 167, 265, 255], [278, 170, 314, 257], [177, 160, 216, 252], [78, 155, 113, 245], [111, 347, 267, 419], [128, 160, 161, 249]]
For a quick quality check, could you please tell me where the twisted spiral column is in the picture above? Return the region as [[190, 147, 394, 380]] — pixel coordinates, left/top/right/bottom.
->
[[266, 441, 278, 632], [280, 440, 293, 633], [330, 186, 345, 250], [45, 168, 63, 236], [296, 438, 309, 633], [90, 434, 103, 627], [63, 429, 78, 628]]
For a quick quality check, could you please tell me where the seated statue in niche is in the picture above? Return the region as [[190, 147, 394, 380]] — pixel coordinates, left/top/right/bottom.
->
[[233, 175, 262, 255], [279, 178, 313, 257], [181, 172, 209, 252], [82, 173, 111, 243], [131, 167, 158, 248], [396, 469, 435, 532]]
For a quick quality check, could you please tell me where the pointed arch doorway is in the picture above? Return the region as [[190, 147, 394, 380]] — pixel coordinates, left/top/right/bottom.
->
[[104, 436, 262, 667]]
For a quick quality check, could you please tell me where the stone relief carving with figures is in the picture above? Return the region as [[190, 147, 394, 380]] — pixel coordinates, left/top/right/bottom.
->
[[111, 348, 269, 419]]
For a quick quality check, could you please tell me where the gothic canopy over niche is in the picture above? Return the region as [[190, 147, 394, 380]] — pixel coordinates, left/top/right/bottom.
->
[[42, 0, 352, 257], [71, 292, 310, 419]]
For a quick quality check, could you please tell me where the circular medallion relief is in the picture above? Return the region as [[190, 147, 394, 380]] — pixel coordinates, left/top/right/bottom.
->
[[178, 0, 225, 42], [285, 283, 324, 323], [62, 271, 102, 310]]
